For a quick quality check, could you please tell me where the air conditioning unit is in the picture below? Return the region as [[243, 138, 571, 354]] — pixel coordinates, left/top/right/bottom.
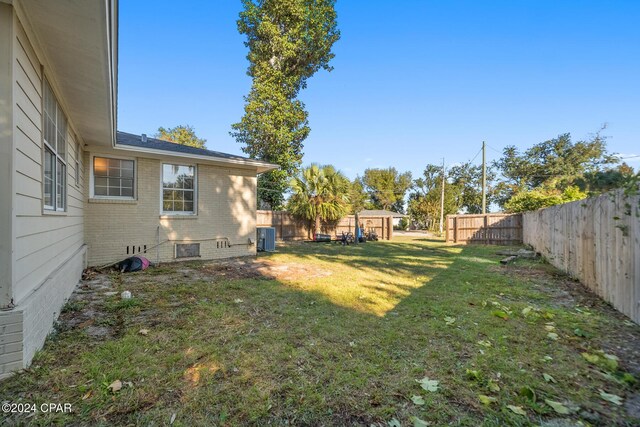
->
[[256, 227, 276, 252]]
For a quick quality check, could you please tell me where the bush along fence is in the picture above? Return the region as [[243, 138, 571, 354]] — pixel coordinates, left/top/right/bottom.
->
[[257, 211, 393, 241], [523, 188, 640, 324]]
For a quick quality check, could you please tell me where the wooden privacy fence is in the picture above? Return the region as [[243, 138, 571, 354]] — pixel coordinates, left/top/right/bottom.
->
[[335, 216, 393, 241], [256, 210, 308, 240], [523, 189, 640, 324], [446, 213, 523, 245], [256, 211, 393, 241]]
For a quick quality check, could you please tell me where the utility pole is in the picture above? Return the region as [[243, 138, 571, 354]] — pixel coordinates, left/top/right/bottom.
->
[[481, 141, 487, 214], [439, 158, 445, 235]]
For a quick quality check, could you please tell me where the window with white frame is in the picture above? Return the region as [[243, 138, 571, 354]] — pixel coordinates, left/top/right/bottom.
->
[[162, 164, 196, 213], [43, 79, 67, 211], [93, 157, 135, 197]]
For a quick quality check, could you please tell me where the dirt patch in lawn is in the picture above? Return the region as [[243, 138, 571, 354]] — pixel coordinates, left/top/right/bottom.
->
[[496, 261, 640, 378], [59, 257, 331, 338], [199, 257, 333, 282]]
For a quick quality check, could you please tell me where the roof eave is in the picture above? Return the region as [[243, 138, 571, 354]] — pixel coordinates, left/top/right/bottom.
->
[[113, 143, 279, 173]]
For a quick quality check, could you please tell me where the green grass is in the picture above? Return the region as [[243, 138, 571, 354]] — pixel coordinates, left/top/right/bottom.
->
[[1, 236, 639, 426]]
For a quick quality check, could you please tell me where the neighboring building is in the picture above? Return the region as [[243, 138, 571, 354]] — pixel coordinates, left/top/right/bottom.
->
[[359, 209, 407, 227], [0, 0, 276, 378]]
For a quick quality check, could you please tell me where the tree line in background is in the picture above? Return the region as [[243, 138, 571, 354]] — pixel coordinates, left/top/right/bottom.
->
[[156, 121, 637, 233], [285, 131, 637, 233]]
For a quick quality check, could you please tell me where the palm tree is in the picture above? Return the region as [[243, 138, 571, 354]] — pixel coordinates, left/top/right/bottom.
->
[[288, 164, 350, 238]]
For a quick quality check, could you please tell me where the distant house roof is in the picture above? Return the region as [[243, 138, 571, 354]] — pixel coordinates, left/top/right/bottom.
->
[[360, 209, 407, 218], [115, 131, 278, 173]]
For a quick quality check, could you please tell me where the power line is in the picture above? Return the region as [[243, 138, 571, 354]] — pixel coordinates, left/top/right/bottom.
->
[[486, 144, 503, 155], [467, 147, 483, 165]]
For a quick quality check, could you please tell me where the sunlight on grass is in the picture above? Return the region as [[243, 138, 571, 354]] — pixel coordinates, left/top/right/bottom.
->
[[1, 236, 638, 426], [262, 238, 456, 317]]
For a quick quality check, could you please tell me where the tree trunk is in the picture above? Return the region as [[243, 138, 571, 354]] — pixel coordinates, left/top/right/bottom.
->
[[314, 216, 321, 238]]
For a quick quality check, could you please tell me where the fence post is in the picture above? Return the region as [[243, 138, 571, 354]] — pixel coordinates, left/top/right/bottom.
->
[[484, 215, 488, 244]]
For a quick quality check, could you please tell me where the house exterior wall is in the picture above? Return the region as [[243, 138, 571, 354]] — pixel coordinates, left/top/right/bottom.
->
[[1, 7, 86, 378], [0, 3, 14, 309], [84, 149, 257, 266]]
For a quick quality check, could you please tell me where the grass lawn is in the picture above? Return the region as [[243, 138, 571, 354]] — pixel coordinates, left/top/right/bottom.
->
[[1, 235, 639, 426]]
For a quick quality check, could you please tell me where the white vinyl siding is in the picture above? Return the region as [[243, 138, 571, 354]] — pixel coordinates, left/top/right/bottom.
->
[[12, 15, 85, 304], [162, 164, 196, 214], [43, 79, 66, 211], [93, 156, 134, 198], [75, 141, 81, 187]]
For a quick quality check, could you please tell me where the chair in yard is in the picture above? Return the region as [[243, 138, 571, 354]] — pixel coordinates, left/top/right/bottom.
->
[[339, 231, 355, 245]]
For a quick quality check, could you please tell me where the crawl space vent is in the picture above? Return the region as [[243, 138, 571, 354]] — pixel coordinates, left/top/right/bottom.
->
[[175, 243, 200, 259]]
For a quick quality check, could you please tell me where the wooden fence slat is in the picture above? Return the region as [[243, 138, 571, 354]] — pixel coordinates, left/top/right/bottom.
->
[[446, 213, 523, 245], [256, 210, 394, 241], [523, 189, 639, 324]]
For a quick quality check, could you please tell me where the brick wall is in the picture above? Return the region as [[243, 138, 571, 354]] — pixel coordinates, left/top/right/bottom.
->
[[84, 152, 258, 266]]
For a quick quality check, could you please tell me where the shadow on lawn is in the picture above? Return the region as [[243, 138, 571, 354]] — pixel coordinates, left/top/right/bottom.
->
[[1, 239, 638, 426]]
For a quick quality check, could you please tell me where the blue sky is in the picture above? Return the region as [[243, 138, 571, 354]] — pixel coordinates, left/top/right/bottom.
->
[[118, 1, 640, 180]]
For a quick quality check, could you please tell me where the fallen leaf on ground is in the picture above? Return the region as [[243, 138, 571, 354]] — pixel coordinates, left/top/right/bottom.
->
[[82, 391, 92, 400], [545, 399, 570, 414], [416, 377, 439, 392], [170, 413, 177, 424], [411, 395, 425, 405], [507, 405, 527, 416], [487, 380, 501, 392], [108, 379, 122, 393], [138, 329, 149, 336], [599, 390, 623, 405], [387, 418, 401, 427], [466, 369, 481, 381], [492, 310, 509, 320], [233, 298, 244, 304], [444, 316, 456, 325], [412, 417, 430, 427], [547, 332, 558, 340], [479, 394, 497, 405], [543, 373, 557, 383]]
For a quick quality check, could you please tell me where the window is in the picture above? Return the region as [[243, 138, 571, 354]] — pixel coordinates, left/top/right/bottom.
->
[[93, 157, 135, 197], [162, 164, 196, 213], [43, 79, 67, 211]]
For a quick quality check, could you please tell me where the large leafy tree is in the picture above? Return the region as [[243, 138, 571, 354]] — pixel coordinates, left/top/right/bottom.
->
[[156, 125, 206, 148], [493, 132, 617, 207], [362, 168, 412, 212], [288, 164, 350, 237], [448, 162, 497, 214], [577, 163, 636, 194], [408, 164, 461, 231], [231, 0, 340, 210]]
